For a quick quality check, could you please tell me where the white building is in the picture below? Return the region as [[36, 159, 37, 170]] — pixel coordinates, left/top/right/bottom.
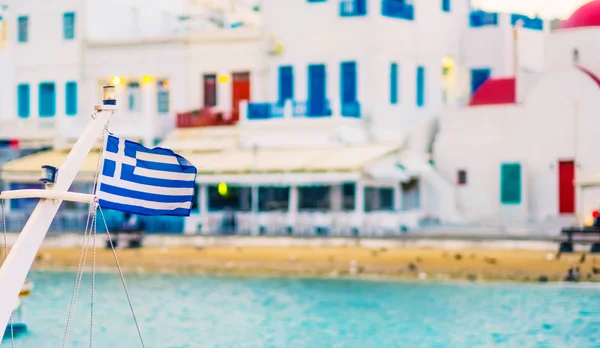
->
[[0, 0, 554, 234], [0, 0, 260, 148], [435, 0, 600, 228]]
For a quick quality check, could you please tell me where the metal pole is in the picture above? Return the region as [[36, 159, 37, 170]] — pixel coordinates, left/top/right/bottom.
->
[[0, 89, 115, 336]]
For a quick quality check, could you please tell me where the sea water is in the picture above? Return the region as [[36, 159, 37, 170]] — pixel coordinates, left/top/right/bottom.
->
[[3, 272, 600, 348]]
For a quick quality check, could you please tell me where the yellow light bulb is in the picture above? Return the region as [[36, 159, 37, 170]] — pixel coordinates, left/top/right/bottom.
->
[[142, 75, 153, 84], [218, 75, 229, 84], [112, 76, 121, 85]]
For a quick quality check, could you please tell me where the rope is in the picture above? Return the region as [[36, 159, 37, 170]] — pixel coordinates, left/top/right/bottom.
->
[[89, 208, 97, 348], [63, 113, 108, 347], [1, 199, 15, 348], [62, 206, 93, 347], [98, 206, 145, 348]]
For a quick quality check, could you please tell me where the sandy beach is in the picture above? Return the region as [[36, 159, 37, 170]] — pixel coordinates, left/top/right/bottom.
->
[[24, 243, 600, 283]]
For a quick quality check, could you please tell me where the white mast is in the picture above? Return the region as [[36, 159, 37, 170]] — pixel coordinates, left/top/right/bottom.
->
[[0, 86, 117, 336]]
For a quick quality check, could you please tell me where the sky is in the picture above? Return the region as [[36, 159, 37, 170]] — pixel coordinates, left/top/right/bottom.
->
[[473, 0, 592, 19]]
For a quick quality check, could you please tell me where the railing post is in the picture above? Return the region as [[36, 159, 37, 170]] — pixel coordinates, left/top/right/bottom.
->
[[284, 100, 293, 119]]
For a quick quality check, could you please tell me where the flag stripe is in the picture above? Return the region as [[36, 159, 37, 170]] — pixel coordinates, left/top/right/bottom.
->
[[136, 152, 182, 165], [103, 151, 136, 166], [121, 165, 195, 188], [99, 183, 194, 203], [99, 199, 191, 216], [100, 175, 194, 196], [98, 191, 192, 210], [135, 159, 196, 174], [133, 166, 196, 181]]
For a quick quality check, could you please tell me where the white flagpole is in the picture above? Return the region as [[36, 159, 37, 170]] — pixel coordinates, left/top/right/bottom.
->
[[0, 86, 116, 336]]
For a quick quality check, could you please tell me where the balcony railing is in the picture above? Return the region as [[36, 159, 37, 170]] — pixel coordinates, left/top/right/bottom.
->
[[177, 108, 236, 127], [293, 100, 332, 118], [341, 101, 361, 118], [247, 102, 285, 120], [381, 0, 414, 21], [469, 10, 499, 28], [340, 0, 367, 17], [511, 13, 543, 31]]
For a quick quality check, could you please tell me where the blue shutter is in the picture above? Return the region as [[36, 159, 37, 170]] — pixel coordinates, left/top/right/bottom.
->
[[278, 66, 294, 104], [157, 80, 169, 113], [500, 163, 522, 204], [471, 68, 491, 94], [17, 84, 30, 118], [416, 66, 425, 107], [17, 16, 28, 43], [442, 0, 451, 12], [390, 63, 398, 104], [63, 12, 75, 40], [340, 61, 357, 103], [65, 82, 77, 116], [39, 82, 56, 117]]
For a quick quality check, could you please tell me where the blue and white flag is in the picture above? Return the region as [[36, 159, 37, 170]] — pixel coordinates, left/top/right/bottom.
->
[[96, 135, 197, 216]]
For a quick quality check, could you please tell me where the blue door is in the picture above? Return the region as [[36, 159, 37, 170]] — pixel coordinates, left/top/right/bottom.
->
[[341, 61, 356, 104], [471, 68, 491, 94], [308, 64, 327, 117], [278, 66, 294, 104]]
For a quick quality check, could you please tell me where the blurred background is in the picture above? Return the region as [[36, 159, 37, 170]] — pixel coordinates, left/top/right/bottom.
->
[[2, 1, 600, 346]]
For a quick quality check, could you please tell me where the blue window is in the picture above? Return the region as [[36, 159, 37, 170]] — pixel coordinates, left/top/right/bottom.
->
[[63, 12, 75, 40], [471, 68, 491, 94], [39, 82, 56, 117], [469, 10, 498, 27], [17, 16, 28, 43], [442, 0, 451, 12], [390, 63, 398, 104], [158, 80, 169, 113], [307, 64, 329, 117], [128, 82, 141, 111], [340, 0, 367, 16], [381, 0, 414, 20], [341, 61, 359, 118], [278, 66, 294, 104], [500, 163, 522, 204], [416, 66, 425, 107], [65, 81, 77, 116], [17, 84, 30, 118], [340, 61, 357, 103]]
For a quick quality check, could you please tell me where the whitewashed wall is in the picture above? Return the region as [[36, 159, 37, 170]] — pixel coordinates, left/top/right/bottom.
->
[[435, 66, 600, 223]]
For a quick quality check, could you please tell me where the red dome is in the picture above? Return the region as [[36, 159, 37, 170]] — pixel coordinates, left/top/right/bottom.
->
[[561, 0, 600, 29]]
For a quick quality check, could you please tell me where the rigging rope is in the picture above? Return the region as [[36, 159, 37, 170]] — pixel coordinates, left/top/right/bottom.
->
[[62, 113, 107, 347], [98, 206, 145, 348], [89, 208, 97, 348], [1, 198, 15, 348]]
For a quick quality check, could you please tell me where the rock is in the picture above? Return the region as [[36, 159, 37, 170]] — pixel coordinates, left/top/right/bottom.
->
[[538, 275, 549, 282], [408, 262, 417, 272], [580, 253, 586, 264], [484, 257, 497, 265], [592, 267, 600, 274], [454, 253, 463, 261], [467, 274, 477, 282], [418, 272, 428, 280]]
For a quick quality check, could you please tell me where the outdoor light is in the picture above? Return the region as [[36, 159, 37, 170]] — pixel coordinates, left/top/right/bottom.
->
[[142, 75, 153, 84], [218, 182, 228, 196], [218, 75, 229, 84], [103, 85, 116, 105], [111, 76, 121, 85], [39, 165, 58, 185]]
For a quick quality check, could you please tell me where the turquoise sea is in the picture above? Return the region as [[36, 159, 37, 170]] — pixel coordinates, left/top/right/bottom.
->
[[2, 271, 599, 347]]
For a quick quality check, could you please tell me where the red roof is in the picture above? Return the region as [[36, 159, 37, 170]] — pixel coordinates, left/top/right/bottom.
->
[[561, 0, 600, 30], [468, 78, 516, 107], [576, 65, 600, 87]]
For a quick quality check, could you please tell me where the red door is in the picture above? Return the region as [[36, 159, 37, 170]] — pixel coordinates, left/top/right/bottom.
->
[[231, 72, 250, 122], [558, 160, 575, 214]]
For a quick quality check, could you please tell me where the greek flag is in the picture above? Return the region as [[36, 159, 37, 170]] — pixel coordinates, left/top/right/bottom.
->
[[96, 135, 197, 216]]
